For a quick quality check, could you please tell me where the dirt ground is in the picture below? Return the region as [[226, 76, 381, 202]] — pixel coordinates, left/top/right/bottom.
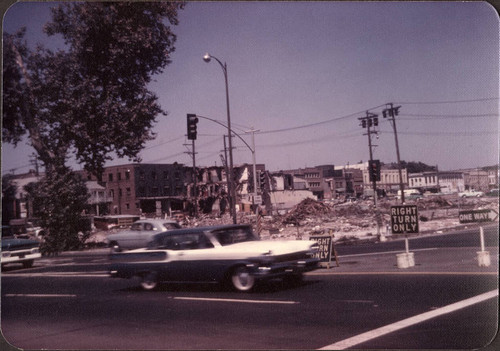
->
[[87, 195, 499, 247]]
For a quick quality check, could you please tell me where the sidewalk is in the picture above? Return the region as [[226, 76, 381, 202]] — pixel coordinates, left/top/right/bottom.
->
[[315, 246, 499, 274]]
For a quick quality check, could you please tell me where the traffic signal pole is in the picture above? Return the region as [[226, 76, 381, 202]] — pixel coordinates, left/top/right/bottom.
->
[[359, 111, 382, 239]]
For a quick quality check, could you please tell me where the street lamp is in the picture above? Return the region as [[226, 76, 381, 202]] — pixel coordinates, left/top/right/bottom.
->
[[203, 53, 237, 224]]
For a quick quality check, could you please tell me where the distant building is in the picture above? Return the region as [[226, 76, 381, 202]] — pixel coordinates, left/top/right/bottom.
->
[[280, 165, 335, 200], [460, 168, 490, 192]]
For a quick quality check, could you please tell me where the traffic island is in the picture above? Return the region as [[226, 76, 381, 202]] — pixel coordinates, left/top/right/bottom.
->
[[396, 252, 415, 269]]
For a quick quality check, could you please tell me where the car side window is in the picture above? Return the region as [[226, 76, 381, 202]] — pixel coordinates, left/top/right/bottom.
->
[[130, 223, 142, 231], [144, 223, 154, 231], [163, 222, 181, 230], [214, 228, 256, 246], [158, 234, 213, 250]]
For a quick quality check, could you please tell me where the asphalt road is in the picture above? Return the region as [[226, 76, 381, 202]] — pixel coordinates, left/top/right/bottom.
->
[[1, 225, 498, 350]]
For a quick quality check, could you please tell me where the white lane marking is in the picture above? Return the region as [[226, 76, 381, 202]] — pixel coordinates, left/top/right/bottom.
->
[[318, 289, 499, 350], [2, 272, 108, 277], [337, 247, 439, 258], [309, 271, 498, 276], [5, 294, 77, 298], [172, 296, 299, 305]]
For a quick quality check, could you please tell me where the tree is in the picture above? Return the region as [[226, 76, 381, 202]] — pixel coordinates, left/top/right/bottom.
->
[[3, 2, 185, 252], [24, 168, 92, 255], [387, 161, 437, 174], [3, 1, 185, 176], [2, 175, 18, 225]]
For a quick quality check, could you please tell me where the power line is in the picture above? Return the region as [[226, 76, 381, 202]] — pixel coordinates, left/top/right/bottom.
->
[[257, 104, 387, 135], [394, 97, 499, 105], [399, 113, 498, 119], [379, 130, 498, 136]]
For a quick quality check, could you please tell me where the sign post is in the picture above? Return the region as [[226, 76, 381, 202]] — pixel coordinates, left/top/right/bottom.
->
[[310, 234, 339, 269], [390, 205, 419, 268], [457, 209, 497, 267]]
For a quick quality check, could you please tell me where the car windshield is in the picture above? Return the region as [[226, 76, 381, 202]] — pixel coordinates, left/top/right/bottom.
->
[[213, 227, 258, 246]]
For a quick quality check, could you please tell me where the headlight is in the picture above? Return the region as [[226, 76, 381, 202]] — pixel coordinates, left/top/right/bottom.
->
[[2, 252, 11, 258], [31, 248, 40, 254]]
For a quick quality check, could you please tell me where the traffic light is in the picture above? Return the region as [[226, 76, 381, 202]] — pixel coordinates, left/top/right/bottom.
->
[[369, 159, 381, 182], [259, 171, 267, 190], [373, 117, 378, 126], [187, 114, 198, 140]]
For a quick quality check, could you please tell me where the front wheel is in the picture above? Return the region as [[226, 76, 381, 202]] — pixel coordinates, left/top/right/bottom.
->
[[109, 241, 122, 253], [230, 266, 255, 292], [140, 271, 158, 291]]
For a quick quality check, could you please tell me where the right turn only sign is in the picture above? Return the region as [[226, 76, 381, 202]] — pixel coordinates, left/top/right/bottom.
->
[[391, 205, 419, 234]]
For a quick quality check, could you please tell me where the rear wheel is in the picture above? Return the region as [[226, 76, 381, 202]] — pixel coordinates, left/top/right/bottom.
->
[[230, 266, 255, 292], [140, 272, 158, 291]]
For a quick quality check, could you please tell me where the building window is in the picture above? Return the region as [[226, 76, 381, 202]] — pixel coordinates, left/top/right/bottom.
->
[[117, 172, 121, 181], [125, 171, 130, 180], [152, 171, 157, 180], [126, 188, 131, 196], [108, 173, 113, 182]]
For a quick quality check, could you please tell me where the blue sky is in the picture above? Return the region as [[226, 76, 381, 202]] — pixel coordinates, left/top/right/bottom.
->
[[2, 1, 499, 174]]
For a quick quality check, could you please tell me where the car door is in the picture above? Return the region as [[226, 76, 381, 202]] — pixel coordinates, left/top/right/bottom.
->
[[163, 233, 221, 282], [135, 222, 156, 248]]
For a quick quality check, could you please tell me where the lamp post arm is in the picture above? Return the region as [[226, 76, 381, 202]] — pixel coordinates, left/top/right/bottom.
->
[[196, 115, 254, 153]]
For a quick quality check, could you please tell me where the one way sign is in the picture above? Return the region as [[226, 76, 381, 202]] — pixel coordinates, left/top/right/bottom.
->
[[458, 209, 498, 224]]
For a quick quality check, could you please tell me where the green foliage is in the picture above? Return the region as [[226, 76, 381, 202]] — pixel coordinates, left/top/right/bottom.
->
[[25, 169, 91, 255], [2, 175, 19, 224], [387, 161, 437, 173], [3, 1, 185, 176], [3, 2, 184, 252]]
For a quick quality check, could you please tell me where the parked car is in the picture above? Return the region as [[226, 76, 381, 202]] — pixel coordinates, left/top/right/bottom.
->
[[458, 190, 484, 198], [109, 224, 320, 292], [485, 189, 499, 197], [106, 219, 181, 252], [1, 225, 41, 269]]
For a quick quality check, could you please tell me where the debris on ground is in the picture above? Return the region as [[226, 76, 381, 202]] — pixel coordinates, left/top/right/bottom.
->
[[86, 195, 498, 247]]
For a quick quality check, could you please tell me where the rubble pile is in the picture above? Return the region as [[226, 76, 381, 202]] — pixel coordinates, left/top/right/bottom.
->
[[282, 198, 332, 225], [87, 195, 498, 248]]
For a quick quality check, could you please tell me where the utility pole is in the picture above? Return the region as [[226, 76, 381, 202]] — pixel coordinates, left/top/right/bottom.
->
[[383, 103, 405, 204], [245, 127, 260, 213], [359, 111, 382, 239]]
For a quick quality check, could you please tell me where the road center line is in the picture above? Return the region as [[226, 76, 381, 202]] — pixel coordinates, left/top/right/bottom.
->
[[318, 289, 499, 350], [172, 296, 299, 305], [5, 294, 77, 298]]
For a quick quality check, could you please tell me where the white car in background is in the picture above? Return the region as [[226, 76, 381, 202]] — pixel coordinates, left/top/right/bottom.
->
[[458, 190, 484, 198], [106, 219, 181, 252]]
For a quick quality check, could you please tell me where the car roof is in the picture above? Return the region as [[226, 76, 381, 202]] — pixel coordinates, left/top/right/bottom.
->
[[151, 224, 252, 239], [136, 219, 178, 224]]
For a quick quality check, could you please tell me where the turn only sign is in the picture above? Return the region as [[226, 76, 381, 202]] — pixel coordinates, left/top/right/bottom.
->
[[391, 205, 419, 234]]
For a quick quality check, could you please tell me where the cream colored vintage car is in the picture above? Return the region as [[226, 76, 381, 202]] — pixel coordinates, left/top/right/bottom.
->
[[109, 224, 320, 292]]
